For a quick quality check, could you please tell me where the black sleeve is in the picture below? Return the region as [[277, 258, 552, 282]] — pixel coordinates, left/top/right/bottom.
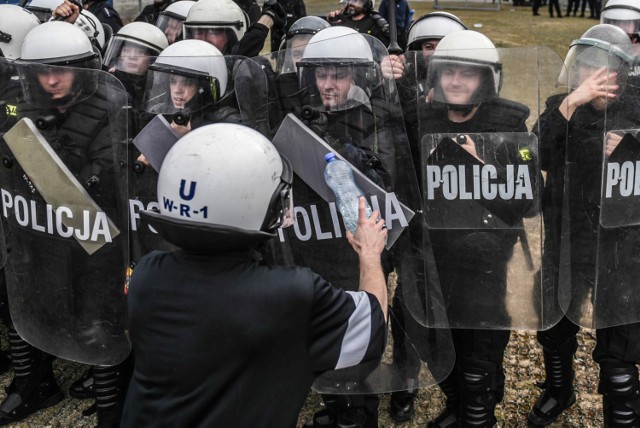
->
[[231, 23, 269, 57]]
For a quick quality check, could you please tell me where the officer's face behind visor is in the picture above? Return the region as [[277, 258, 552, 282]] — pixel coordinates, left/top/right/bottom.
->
[[569, 45, 629, 101], [36, 67, 75, 101]]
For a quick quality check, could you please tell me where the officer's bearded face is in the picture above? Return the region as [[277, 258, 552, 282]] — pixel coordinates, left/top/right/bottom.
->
[[345, 0, 364, 16], [439, 64, 482, 105], [315, 66, 355, 110], [37, 68, 75, 100], [169, 75, 198, 108]]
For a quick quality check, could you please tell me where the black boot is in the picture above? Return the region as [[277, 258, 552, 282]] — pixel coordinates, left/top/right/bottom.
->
[[528, 348, 576, 426], [458, 357, 501, 427], [94, 357, 133, 428], [428, 371, 461, 428], [599, 361, 640, 427], [389, 390, 416, 422], [69, 367, 95, 399], [0, 330, 63, 425], [305, 394, 378, 428]]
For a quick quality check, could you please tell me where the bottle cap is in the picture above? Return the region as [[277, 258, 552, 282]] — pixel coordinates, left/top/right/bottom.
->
[[324, 152, 336, 162]]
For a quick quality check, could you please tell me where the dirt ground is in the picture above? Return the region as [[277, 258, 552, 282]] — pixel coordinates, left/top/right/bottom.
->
[[0, 330, 602, 427]]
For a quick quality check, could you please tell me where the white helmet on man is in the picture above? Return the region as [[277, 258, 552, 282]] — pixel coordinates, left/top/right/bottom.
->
[[428, 30, 502, 106], [406, 11, 467, 51], [142, 39, 228, 115], [558, 24, 633, 90], [103, 22, 168, 75], [183, 0, 249, 53], [0, 5, 39, 60], [19, 21, 101, 108], [297, 27, 377, 111], [156, 0, 196, 44], [601, 0, 640, 42], [142, 123, 293, 252]]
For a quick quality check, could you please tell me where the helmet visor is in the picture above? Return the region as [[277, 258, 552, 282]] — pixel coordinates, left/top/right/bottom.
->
[[156, 15, 184, 45], [142, 64, 220, 115], [16, 62, 99, 109], [559, 42, 631, 93], [296, 60, 377, 112], [103, 39, 160, 76]]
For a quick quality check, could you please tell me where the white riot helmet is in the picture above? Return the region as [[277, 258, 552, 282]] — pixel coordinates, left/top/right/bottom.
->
[[74, 10, 106, 53], [142, 39, 228, 115], [601, 0, 640, 42], [155, 0, 196, 44], [277, 16, 331, 74], [183, 0, 249, 54], [406, 12, 467, 52], [142, 123, 293, 252], [297, 27, 377, 112], [18, 21, 101, 107], [428, 30, 502, 106], [22, 0, 61, 22], [103, 22, 168, 76], [0, 5, 39, 60], [558, 24, 633, 91]]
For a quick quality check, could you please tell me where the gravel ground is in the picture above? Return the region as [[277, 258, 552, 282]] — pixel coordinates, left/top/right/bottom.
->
[[0, 330, 603, 427]]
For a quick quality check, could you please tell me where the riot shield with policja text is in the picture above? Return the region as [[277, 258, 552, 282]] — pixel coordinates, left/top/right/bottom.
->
[[0, 64, 130, 365], [558, 42, 640, 329], [267, 32, 454, 394]]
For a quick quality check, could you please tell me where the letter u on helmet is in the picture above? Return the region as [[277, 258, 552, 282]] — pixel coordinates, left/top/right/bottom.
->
[[427, 30, 502, 106], [141, 123, 293, 252]]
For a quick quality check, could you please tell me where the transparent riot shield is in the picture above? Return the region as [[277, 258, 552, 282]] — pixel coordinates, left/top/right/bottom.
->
[[268, 33, 454, 394], [420, 132, 547, 330], [410, 46, 565, 331], [0, 63, 130, 365], [130, 55, 270, 263], [558, 42, 640, 329]]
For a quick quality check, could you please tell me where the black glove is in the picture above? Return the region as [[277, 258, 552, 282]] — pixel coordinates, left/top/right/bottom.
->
[[261, 0, 287, 29]]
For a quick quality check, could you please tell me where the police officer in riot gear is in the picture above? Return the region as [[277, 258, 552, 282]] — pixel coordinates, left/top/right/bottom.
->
[[81, 0, 122, 33], [528, 24, 639, 427], [287, 26, 403, 428], [74, 10, 109, 55], [601, 0, 640, 43], [121, 123, 389, 427], [419, 30, 534, 427], [154, 0, 195, 45], [0, 4, 41, 390], [0, 21, 131, 427], [183, 0, 287, 57], [103, 22, 168, 111], [326, 0, 390, 46]]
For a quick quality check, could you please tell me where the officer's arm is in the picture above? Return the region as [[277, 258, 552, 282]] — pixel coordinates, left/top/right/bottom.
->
[[346, 197, 388, 321]]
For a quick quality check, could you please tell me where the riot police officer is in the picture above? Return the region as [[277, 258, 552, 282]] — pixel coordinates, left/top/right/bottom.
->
[[419, 30, 535, 427], [154, 0, 195, 45], [182, 0, 286, 57], [102, 22, 168, 110], [120, 123, 389, 427], [326, 0, 390, 46], [528, 24, 639, 427], [0, 21, 131, 427]]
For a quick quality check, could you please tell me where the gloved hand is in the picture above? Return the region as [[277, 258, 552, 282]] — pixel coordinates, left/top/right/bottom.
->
[[261, 0, 287, 29]]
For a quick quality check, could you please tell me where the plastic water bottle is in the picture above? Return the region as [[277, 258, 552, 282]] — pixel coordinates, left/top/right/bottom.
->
[[323, 153, 372, 234]]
